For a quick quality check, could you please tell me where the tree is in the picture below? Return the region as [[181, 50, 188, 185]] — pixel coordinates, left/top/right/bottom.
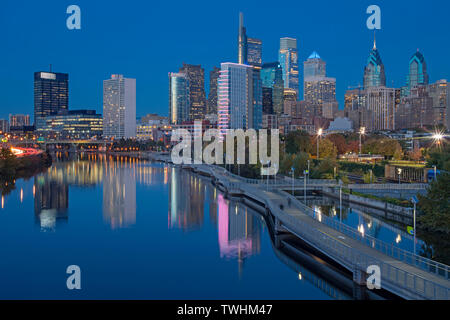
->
[[363, 138, 403, 159], [418, 173, 450, 234], [311, 138, 337, 159], [327, 134, 347, 155], [0, 148, 17, 179], [285, 130, 312, 155]]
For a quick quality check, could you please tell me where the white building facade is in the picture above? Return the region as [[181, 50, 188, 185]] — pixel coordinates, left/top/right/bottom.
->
[[103, 74, 136, 139]]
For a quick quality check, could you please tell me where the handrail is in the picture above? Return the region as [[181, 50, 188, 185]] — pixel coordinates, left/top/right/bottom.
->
[[280, 190, 450, 282], [158, 158, 450, 287]]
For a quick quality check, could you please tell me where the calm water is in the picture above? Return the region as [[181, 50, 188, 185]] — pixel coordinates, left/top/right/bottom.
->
[[0, 154, 344, 300]]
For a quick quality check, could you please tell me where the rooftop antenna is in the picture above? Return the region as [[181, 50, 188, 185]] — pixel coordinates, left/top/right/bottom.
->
[[373, 30, 377, 50]]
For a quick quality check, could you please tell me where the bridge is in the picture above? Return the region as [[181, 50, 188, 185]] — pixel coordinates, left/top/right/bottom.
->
[[149, 156, 448, 300]]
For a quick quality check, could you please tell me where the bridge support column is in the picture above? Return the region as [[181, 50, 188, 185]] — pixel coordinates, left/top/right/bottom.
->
[[352, 268, 368, 300], [274, 216, 284, 235]]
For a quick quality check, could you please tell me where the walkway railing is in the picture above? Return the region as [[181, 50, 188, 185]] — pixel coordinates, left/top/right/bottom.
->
[[280, 190, 450, 282], [269, 197, 449, 299], [348, 183, 429, 190]]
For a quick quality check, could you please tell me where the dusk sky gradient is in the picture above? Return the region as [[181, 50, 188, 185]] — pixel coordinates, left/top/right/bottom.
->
[[0, 0, 449, 120]]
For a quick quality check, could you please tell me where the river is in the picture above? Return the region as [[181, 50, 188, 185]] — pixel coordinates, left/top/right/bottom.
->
[[0, 153, 446, 299]]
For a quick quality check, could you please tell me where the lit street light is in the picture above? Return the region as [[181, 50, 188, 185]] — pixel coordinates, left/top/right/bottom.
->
[[317, 128, 323, 159], [397, 168, 402, 185], [359, 127, 366, 155]]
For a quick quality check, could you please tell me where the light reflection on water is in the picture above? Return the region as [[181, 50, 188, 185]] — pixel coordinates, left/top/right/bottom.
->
[[0, 153, 350, 299]]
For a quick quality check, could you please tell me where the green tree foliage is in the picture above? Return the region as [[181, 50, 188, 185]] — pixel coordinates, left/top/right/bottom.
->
[[418, 173, 450, 234], [427, 144, 450, 172], [285, 130, 312, 155], [0, 148, 17, 179], [311, 138, 337, 159], [362, 137, 403, 159]]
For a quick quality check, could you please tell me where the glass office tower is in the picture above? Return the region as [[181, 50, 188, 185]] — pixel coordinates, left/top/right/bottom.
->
[[168, 72, 190, 125], [279, 37, 299, 96], [261, 62, 284, 114], [363, 39, 386, 89], [34, 71, 68, 130], [405, 50, 429, 96], [179, 63, 206, 121]]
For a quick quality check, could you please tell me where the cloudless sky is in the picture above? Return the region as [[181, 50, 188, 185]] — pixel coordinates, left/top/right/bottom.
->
[[0, 0, 449, 120]]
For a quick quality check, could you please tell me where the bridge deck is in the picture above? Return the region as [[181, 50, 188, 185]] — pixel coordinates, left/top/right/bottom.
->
[[212, 168, 450, 300]]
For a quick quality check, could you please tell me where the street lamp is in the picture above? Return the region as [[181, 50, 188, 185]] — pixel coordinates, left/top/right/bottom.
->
[[303, 169, 307, 203], [339, 180, 343, 223], [291, 167, 295, 196], [433, 132, 443, 146], [397, 168, 402, 185], [411, 196, 419, 256], [317, 128, 323, 159], [359, 127, 366, 155], [432, 165, 437, 181]]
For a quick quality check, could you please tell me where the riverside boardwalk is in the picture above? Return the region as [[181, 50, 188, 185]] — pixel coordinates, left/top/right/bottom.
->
[[146, 153, 450, 300]]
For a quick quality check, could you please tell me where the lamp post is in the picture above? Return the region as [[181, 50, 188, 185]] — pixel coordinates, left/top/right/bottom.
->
[[291, 167, 295, 196], [304, 170, 307, 203], [433, 165, 437, 181], [397, 168, 402, 185], [317, 128, 323, 159], [411, 196, 418, 256], [339, 180, 343, 223], [359, 127, 366, 155]]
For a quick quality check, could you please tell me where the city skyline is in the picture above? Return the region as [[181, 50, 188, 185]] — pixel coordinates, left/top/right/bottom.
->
[[1, 0, 450, 120]]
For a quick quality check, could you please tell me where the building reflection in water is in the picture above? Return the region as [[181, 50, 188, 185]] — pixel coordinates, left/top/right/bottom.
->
[[102, 158, 137, 229], [217, 194, 261, 275], [34, 175, 69, 231], [168, 168, 204, 231]]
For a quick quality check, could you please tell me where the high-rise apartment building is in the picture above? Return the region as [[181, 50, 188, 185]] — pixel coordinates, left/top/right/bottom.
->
[[261, 62, 284, 115], [103, 74, 136, 139], [9, 114, 30, 128], [34, 71, 68, 129], [179, 63, 206, 121], [303, 76, 336, 105], [0, 119, 9, 133], [279, 37, 299, 96], [168, 72, 190, 125], [365, 86, 399, 131], [207, 67, 220, 114], [217, 63, 262, 136], [427, 79, 449, 128]]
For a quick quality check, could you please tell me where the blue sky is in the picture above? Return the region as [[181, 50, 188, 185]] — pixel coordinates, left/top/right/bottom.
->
[[0, 0, 449, 120]]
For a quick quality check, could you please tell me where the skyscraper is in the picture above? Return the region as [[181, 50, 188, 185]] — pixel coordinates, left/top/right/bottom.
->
[[168, 72, 190, 125], [279, 37, 299, 96], [237, 13, 263, 67], [363, 38, 386, 89], [238, 12, 247, 65], [217, 63, 262, 136], [34, 71, 68, 129], [247, 37, 262, 68], [405, 50, 429, 96], [179, 63, 206, 121], [207, 67, 220, 114], [103, 74, 136, 139], [365, 87, 399, 131], [261, 62, 284, 114], [304, 51, 326, 79], [303, 77, 336, 105]]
